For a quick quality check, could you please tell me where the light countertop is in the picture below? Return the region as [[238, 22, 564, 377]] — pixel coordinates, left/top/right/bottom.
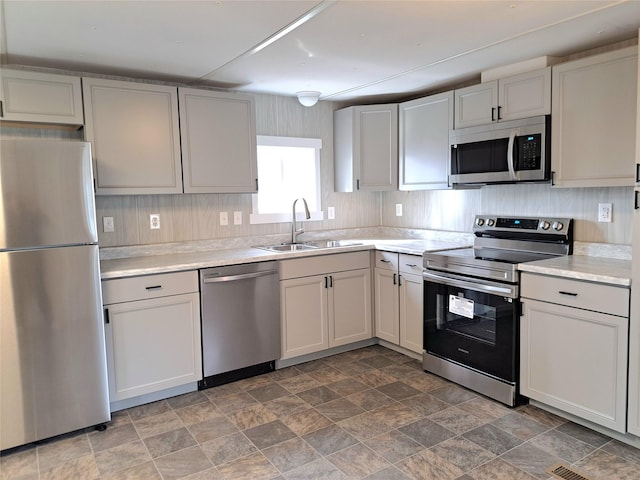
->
[[518, 255, 631, 287], [100, 239, 469, 280]]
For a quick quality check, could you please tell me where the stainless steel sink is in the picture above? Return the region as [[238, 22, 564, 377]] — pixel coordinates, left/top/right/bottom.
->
[[255, 240, 363, 253], [255, 243, 319, 252]]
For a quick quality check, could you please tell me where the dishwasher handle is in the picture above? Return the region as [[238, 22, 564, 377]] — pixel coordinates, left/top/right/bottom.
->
[[202, 269, 278, 284]]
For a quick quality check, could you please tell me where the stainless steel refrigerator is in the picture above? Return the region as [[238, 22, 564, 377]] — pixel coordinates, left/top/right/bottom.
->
[[0, 138, 110, 451]]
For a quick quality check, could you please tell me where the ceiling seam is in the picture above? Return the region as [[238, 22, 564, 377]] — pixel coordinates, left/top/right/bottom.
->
[[322, 0, 632, 100], [188, 0, 335, 87]]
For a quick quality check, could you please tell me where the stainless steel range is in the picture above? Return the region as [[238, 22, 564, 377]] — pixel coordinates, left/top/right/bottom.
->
[[422, 215, 573, 406]]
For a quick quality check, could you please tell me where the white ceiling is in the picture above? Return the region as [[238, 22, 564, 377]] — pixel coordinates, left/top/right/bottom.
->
[[1, 0, 639, 104]]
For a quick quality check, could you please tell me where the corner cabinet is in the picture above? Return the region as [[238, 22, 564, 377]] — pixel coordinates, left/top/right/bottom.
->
[[280, 252, 372, 359], [520, 272, 629, 433], [178, 88, 257, 193], [374, 252, 423, 354], [83, 78, 183, 195], [334, 104, 398, 192], [102, 271, 202, 402], [454, 67, 551, 128], [0, 69, 83, 125], [551, 46, 638, 187], [399, 92, 453, 190]]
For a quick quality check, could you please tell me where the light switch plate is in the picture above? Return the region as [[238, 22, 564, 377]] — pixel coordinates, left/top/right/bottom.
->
[[395, 204, 403, 216], [328, 207, 335, 220]]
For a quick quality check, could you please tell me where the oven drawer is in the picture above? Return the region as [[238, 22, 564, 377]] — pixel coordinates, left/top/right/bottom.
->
[[521, 272, 629, 317]]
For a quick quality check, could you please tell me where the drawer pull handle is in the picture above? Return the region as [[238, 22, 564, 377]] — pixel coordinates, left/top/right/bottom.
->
[[405, 264, 418, 268], [558, 291, 578, 297], [380, 259, 391, 263], [145, 285, 163, 290]]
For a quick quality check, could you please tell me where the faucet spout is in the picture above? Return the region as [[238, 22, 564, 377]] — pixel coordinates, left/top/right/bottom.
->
[[291, 198, 311, 244]]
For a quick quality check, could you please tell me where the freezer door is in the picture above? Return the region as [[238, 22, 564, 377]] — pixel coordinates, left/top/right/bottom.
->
[[0, 245, 110, 450], [0, 139, 97, 250]]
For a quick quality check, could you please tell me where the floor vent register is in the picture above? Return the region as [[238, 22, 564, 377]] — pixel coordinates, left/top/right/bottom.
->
[[546, 463, 594, 480]]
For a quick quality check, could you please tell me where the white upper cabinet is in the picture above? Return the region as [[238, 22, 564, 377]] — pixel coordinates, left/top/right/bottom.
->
[[334, 104, 398, 192], [551, 46, 638, 188], [399, 91, 453, 190], [454, 67, 551, 128], [0, 69, 83, 125], [83, 78, 183, 195], [178, 88, 257, 193]]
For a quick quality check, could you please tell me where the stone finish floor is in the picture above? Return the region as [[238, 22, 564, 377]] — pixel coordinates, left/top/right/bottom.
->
[[2, 345, 640, 480]]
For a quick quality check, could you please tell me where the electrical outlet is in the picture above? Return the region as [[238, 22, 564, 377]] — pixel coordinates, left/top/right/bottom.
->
[[328, 207, 335, 220], [395, 204, 403, 217], [150, 214, 160, 229], [598, 203, 612, 223], [102, 216, 114, 233], [233, 211, 242, 225], [219, 212, 228, 226]]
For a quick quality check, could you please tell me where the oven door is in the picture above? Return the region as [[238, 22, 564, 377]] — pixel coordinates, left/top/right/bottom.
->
[[423, 270, 519, 382]]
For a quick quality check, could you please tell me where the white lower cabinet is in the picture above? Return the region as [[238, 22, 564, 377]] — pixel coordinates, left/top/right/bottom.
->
[[102, 271, 202, 401], [374, 252, 423, 354], [280, 252, 372, 360], [520, 273, 629, 433]]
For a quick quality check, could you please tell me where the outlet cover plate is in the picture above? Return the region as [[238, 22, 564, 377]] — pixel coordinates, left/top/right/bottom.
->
[[598, 203, 612, 223], [150, 214, 160, 229]]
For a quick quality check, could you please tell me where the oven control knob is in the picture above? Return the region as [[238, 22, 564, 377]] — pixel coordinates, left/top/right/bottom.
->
[[553, 221, 564, 231], [539, 221, 551, 230], [487, 218, 495, 227], [476, 218, 484, 226]]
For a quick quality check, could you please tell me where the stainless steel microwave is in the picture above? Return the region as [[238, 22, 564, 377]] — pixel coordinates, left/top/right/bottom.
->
[[449, 115, 550, 186]]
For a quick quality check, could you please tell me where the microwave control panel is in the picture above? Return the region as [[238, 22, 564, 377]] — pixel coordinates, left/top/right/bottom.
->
[[518, 134, 541, 170]]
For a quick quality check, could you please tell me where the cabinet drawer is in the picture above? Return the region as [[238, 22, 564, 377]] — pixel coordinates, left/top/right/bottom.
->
[[399, 254, 422, 275], [375, 251, 398, 271], [280, 251, 370, 279], [102, 271, 199, 304], [521, 273, 629, 317]]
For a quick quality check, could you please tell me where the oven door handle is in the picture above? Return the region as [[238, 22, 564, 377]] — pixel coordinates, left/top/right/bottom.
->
[[423, 270, 517, 298]]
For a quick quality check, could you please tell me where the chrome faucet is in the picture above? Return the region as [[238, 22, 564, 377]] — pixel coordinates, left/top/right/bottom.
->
[[291, 198, 310, 244]]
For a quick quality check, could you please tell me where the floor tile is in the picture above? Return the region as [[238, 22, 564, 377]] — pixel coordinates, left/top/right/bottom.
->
[[402, 393, 450, 416], [370, 402, 423, 429], [364, 466, 412, 480], [376, 381, 422, 400], [396, 448, 464, 480], [528, 429, 596, 464], [126, 400, 171, 421], [297, 385, 341, 406], [88, 423, 139, 453], [295, 359, 331, 373], [282, 457, 348, 480], [490, 412, 549, 441], [462, 424, 523, 456], [339, 411, 395, 440], [153, 445, 212, 480], [327, 378, 370, 396], [262, 436, 321, 473], [108, 410, 133, 428], [364, 355, 395, 369], [315, 397, 366, 422], [515, 404, 567, 428], [0, 446, 38, 480], [100, 460, 161, 480], [244, 420, 297, 449], [601, 439, 640, 465], [308, 367, 350, 385], [556, 421, 613, 448], [174, 400, 222, 425], [466, 457, 537, 480], [212, 391, 259, 414], [132, 410, 184, 439], [182, 467, 223, 479], [430, 385, 478, 405], [249, 383, 291, 403], [457, 396, 512, 422], [302, 424, 359, 456], [93, 440, 150, 476], [327, 443, 390, 478], [228, 403, 279, 430], [143, 427, 197, 458], [37, 432, 92, 470], [499, 442, 564, 479], [398, 417, 456, 448], [574, 449, 640, 480], [278, 374, 322, 394], [402, 373, 448, 393], [363, 430, 424, 463], [429, 406, 487, 435], [380, 363, 422, 380], [201, 381, 243, 401], [268, 366, 303, 381], [216, 451, 280, 480], [430, 436, 496, 472], [39, 454, 100, 480], [187, 414, 239, 443], [280, 408, 333, 436], [165, 391, 209, 409], [354, 369, 397, 388], [334, 360, 375, 376], [235, 373, 276, 391], [347, 388, 395, 411], [200, 432, 257, 466]]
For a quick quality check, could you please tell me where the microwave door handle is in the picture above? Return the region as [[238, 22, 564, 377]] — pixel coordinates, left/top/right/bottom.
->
[[507, 129, 519, 181]]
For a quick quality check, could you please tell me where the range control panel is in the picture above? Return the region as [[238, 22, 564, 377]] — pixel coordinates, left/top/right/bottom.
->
[[473, 215, 572, 234]]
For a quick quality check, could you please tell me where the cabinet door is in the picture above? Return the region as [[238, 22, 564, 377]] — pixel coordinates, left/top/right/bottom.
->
[[280, 275, 329, 359], [454, 81, 497, 128], [399, 271, 423, 355], [0, 69, 83, 125], [179, 88, 257, 193], [83, 78, 182, 195], [520, 299, 628, 433], [498, 68, 551, 121], [374, 267, 399, 344], [356, 105, 398, 191], [104, 293, 202, 401], [551, 46, 638, 187], [329, 268, 372, 347], [399, 92, 453, 190]]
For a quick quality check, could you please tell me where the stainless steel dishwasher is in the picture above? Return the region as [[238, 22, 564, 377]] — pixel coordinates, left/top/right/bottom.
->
[[198, 261, 280, 389]]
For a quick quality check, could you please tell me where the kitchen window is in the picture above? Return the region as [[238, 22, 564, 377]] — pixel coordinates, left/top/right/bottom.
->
[[250, 135, 323, 224]]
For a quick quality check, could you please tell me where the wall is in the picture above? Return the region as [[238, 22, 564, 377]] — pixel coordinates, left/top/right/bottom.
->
[[382, 184, 633, 245]]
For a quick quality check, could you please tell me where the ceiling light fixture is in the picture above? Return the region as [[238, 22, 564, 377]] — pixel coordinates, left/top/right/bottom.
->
[[296, 91, 321, 107]]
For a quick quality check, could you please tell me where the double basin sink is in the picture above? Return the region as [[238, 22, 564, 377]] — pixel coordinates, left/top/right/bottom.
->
[[255, 240, 363, 253]]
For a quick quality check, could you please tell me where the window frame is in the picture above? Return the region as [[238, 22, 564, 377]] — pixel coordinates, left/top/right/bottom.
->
[[250, 135, 323, 225]]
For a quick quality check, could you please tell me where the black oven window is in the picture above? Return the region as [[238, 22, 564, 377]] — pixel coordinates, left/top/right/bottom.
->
[[436, 292, 497, 345]]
